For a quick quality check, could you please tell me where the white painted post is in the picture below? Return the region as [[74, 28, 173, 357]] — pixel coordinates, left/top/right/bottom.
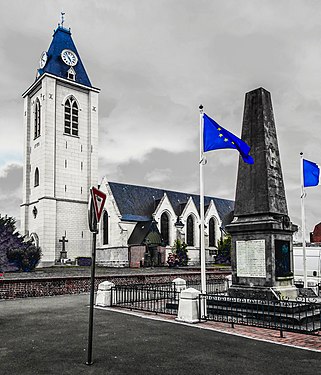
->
[[172, 277, 187, 293], [95, 281, 115, 307], [176, 287, 201, 323]]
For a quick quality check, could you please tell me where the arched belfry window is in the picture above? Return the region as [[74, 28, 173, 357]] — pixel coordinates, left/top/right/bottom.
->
[[34, 168, 39, 187], [64, 96, 79, 136], [103, 211, 108, 245], [186, 215, 194, 246], [34, 98, 41, 139], [209, 217, 216, 247], [161, 212, 170, 246]]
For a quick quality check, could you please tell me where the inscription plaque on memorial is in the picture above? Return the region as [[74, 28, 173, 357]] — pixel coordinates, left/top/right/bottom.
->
[[236, 239, 266, 278]]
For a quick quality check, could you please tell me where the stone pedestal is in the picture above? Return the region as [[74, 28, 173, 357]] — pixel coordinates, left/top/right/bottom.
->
[[176, 288, 201, 323], [95, 281, 115, 307]]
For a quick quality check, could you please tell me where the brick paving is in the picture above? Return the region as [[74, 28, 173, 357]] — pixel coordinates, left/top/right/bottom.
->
[[100, 306, 321, 352]]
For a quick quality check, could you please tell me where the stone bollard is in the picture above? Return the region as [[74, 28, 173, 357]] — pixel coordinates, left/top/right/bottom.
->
[[95, 281, 115, 307], [172, 277, 187, 293], [176, 288, 201, 323]]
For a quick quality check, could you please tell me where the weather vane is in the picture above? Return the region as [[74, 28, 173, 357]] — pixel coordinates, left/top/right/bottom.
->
[[61, 11, 65, 28]]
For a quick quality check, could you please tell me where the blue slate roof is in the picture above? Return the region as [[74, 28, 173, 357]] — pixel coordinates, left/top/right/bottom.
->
[[38, 26, 92, 87], [108, 182, 234, 226]]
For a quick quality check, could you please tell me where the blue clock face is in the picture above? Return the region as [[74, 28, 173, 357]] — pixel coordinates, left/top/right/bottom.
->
[[39, 51, 47, 68], [61, 49, 78, 66]]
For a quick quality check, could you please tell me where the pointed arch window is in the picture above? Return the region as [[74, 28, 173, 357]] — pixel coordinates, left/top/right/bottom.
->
[[161, 212, 170, 245], [103, 211, 108, 245], [186, 215, 194, 246], [64, 97, 78, 136], [209, 217, 216, 247], [34, 168, 39, 187], [34, 98, 41, 139]]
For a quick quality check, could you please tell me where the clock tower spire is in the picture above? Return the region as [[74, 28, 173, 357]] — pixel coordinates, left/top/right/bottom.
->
[[21, 22, 100, 266]]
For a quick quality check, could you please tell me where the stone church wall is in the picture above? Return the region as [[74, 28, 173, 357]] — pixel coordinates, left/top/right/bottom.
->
[[96, 247, 129, 267], [56, 201, 91, 261]]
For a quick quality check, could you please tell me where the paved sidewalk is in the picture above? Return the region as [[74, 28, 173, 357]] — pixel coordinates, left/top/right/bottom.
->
[[106, 307, 321, 352], [1, 294, 320, 374]]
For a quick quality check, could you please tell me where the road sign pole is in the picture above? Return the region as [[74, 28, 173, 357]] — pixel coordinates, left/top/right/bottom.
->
[[86, 186, 106, 366], [86, 229, 97, 365]]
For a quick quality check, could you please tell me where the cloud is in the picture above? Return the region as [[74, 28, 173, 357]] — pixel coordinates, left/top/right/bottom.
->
[[145, 168, 172, 184], [0, 163, 23, 222]]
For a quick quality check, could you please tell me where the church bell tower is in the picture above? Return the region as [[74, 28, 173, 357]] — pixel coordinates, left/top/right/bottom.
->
[[21, 20, 99, 265]]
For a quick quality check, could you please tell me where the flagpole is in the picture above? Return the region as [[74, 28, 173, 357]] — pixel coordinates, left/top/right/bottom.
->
[[199, 105, 206, 315], [300, 152, 307, 288]]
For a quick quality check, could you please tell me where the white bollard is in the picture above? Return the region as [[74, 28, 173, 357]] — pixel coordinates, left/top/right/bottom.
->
[[172, 277, 187, 293], [95, 281, 115, 307], [176, 287, 201, 323]]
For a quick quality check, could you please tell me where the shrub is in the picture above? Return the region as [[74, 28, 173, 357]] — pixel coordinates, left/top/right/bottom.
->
[[215, 235, 231, 265], [0, 214, 41, 272], [7, 243, 42, 272], [172, 239, 189, 266]]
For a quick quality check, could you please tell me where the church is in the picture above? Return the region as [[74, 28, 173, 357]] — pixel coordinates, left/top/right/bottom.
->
[[20, 21, 234, 267]]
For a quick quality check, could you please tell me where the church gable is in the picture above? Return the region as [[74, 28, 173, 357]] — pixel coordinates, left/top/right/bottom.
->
[[205, 199, 220, 224], [153, 193, 176, 224], [181, 196, 199, 223]]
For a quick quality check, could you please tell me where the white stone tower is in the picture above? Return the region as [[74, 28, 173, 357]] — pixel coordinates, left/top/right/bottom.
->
[[21, 23, 99, 266]]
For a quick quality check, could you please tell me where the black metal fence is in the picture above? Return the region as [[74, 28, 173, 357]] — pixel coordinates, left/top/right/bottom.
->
[[199, 293, 321, 336], [111, 284, 179, 315], [186, 278, 228, 294], [110, 278, 228, 315]]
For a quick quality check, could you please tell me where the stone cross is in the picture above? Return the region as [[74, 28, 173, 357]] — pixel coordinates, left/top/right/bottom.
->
[[59, 235, 68, 252], [59, 236, 68, 261]]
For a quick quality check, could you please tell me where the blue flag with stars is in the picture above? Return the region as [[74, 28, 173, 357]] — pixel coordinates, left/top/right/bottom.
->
[[303, 159, 320, 187], [203, 113, 254, 164]]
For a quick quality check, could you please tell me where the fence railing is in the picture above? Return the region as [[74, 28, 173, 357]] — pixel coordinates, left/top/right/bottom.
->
[[199, 293, 321, 336], [111, 284, 179, 315], [186, 278, 228, 294], [110, 278, 228, 314]]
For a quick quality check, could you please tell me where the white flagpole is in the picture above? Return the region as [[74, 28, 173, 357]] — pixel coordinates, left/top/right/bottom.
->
[[199, 105, 206, 304], [300, 152, 307, 288]]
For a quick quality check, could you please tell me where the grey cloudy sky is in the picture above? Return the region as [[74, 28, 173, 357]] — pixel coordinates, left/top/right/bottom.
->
[[0, 0, 321, 237]]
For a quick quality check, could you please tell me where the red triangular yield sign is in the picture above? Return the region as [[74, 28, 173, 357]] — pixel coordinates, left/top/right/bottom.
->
[[90, 186, 107, 222]]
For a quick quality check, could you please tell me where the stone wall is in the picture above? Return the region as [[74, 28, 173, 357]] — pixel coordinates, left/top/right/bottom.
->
[[0, 271, 229, 300]]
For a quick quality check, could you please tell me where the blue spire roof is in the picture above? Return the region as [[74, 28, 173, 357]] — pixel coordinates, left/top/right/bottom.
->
[[38, 26, 92, 87]]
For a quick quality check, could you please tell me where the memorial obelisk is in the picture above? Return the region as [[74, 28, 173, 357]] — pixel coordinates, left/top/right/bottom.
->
[[226, 87, 298, 299]]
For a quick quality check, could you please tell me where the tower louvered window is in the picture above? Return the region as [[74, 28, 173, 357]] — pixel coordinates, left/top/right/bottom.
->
[[34, 99, 41, 139], [64, 97, 78, 136], [186, 215, 194, 246]]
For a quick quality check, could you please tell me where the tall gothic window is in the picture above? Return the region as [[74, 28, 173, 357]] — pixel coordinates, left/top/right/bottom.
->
[[186, 215, 194, 246], [34, 98, 41, 139], [34, 168, 39, 187], [103, 211, 108, 245], [64, 97, 79, 136], [209, 217, 216, 247], [161, 212, 170, 246]]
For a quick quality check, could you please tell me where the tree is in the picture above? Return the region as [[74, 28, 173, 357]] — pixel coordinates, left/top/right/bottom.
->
[[0, 215, 41, 272], [215, 234, 231, 265]]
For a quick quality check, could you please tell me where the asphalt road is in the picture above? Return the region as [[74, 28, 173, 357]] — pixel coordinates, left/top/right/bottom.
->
[[1, 294, 320, 375]]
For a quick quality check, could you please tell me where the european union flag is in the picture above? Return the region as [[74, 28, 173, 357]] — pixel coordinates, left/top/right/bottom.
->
[[303, 159, 320, 187], [203, 113, 254, 164]]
